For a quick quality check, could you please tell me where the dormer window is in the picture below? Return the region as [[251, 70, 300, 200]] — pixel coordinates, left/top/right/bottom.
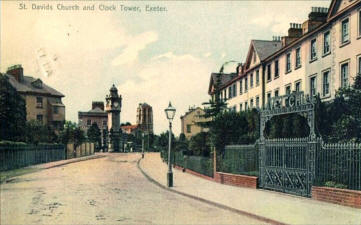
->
[[32, 79, 43, 89]]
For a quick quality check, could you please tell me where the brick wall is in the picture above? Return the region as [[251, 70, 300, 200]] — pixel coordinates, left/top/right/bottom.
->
[[214, 172, 258, 189], [174, 165, 258, 188], [312, 186, 361, 208]]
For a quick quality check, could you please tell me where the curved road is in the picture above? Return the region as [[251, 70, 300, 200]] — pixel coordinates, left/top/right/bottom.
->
[[1, 153, 267, 224]]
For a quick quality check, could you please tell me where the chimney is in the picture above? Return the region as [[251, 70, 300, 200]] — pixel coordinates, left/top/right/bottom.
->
[[92, 101, 104, 111], [302, 7, 328, 34], [288, 23, 302, 38], [236, 63, 243, 75], [6, 65, 24, 82]]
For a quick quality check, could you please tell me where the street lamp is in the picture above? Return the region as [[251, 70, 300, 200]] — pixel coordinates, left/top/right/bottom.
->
[[164, 101, 176, 187], [142, 132, 145, 158]]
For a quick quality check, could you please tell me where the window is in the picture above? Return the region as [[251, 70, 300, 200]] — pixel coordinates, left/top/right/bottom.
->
[[267, 64, 271, 81], [253, 52, 256, 63], [359, 10, 361, 37], [274, 89, 279, 97], [240, 103, 243, 111], [239, 79, 243, 94], [310, 76, 317, 96], [341, 62, 349, 87], [295, 48, 301, 68], [232, 106, 236, 112], [267, 92, 271, 104], [295, 81, 301, 92], [87, 119, 91, 126], [187, 124, 191, 133], [37, 114, 43, 123], [311, 39, 317, 60], [228, 86, 232, 99], [341, 18, 350, 43], [256, 96, 260, 108], [275, 60, 279, 77], [224, 89, 227, 100], [286, 53, 291, 72], [256, 70, 260, 86], [36, 97, 43, 108], [250, 99, 254, 108], [323, 70, 330, 96], [250, 73, 254, 88], [285, 85, 291, 95], [323, 31, 330, 55], [359, 56, 361, 75], [245, 76, 248, 92], [233, 83, 237, 97], [245, 102, 248, 110], [53, 106, 58, 114]]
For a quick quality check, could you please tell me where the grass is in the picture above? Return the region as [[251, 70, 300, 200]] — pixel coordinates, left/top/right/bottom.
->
[[0, 167, 41, 184]]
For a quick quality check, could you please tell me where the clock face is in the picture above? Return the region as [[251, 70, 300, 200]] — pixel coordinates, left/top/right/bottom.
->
[[114, 102, 119, 108]]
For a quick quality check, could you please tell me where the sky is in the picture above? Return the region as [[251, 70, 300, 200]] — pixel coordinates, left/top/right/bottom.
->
[[1, 0, 331, 135]]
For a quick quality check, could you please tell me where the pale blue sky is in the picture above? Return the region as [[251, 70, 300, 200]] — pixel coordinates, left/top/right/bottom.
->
[[1, 0, 330, 135]]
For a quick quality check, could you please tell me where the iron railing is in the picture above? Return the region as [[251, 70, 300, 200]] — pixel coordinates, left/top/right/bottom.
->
[[315, 142, 361, 190], [0, 144, 65, 171], [220, 144, 259, 176]]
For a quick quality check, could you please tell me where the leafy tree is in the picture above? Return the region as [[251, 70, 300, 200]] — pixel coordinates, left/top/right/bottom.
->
[[24, 120, 58, 144], [189, 132, 210, 156], [59, 121, 85, 148], [87, 123, 101, 148], [0, 74, 26, 141]]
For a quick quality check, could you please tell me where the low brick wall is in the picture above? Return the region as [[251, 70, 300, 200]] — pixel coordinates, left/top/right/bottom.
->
[[174, 165, 258, 188], [174, 165, 214, 181], [312, 186, 361, 208], [214, 172, 258, 189]]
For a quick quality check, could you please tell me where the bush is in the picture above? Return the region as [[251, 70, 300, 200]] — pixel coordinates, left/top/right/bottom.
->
[[324, 181, 348, 189]]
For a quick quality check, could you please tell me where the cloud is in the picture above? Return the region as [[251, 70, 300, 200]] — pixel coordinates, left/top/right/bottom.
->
[[111, 31, 158, 66], [118, 52, 212, 135]]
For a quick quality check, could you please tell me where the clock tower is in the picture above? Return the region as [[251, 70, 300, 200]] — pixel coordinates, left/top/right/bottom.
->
[[105, 84, 122, 152]]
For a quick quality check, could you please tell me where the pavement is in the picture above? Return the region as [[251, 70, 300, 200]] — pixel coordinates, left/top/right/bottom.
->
[[29, 153, 106, 170], [139, 152, 361, 225]]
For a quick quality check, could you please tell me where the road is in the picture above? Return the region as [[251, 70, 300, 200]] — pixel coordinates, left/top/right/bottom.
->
[[1, 153, 267, 224]]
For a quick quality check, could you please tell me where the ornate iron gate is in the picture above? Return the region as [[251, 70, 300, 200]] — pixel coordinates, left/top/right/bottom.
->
[[259, 92, 317, 197]]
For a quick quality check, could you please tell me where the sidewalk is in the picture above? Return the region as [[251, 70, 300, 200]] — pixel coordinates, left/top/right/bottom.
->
[[139, 152, 361, 225], [1, 154, 105, 184], [29, 153, 106, 170]]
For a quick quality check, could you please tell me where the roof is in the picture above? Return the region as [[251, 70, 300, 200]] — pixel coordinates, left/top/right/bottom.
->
[[78, 107, 107, 117], [7, 74, 64, 97], [208, 72, 237, 94], [252, 40, 282, 61], [180, 107, 203, 119], [121, 125, 139, 129]]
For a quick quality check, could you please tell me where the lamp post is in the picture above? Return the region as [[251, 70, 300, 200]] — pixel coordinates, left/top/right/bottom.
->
[[164, 101, 176, 187], [142, 132, 145, 158]]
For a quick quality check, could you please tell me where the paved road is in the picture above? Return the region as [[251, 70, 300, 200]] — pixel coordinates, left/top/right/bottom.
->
[[1, 153, 267, 224]]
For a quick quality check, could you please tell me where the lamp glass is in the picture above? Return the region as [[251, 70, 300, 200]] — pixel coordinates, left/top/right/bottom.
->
[[165, 102, 176, 121]]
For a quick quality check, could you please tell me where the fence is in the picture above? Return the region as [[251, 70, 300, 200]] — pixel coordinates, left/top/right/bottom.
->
[[220, 144, 259, 177], [161, 150, 213, 177], [315, 142, 361, 191], [0, 143, 65, 171]]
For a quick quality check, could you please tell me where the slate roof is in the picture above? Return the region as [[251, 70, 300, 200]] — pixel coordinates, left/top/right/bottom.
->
[[252, 40, 282, 61], [208, 72, 237, 94], [7, 74, 64, 97], [78, 107, 107, 117]]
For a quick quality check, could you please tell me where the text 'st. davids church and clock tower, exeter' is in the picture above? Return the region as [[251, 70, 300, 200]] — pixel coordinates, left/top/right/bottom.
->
[[105, 84, 122, 152]]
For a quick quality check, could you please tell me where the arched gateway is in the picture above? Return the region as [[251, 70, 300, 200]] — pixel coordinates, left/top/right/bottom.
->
[[259, 91, 318, 196]]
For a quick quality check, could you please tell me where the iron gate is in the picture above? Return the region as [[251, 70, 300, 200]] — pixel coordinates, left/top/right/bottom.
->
[[259, 92, 317, 197]]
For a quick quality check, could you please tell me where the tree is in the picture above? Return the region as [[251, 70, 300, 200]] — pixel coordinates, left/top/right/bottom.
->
[[0, 74, 26, 141], [87, 123, 101, 148], [24, 120, 58, 144], [59, 121, 85, 148], [189, 132, 210, 156]]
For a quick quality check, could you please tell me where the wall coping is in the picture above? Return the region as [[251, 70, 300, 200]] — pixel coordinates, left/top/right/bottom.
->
[[216, 171, 258, 179], [312, 186, 361, 195]]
